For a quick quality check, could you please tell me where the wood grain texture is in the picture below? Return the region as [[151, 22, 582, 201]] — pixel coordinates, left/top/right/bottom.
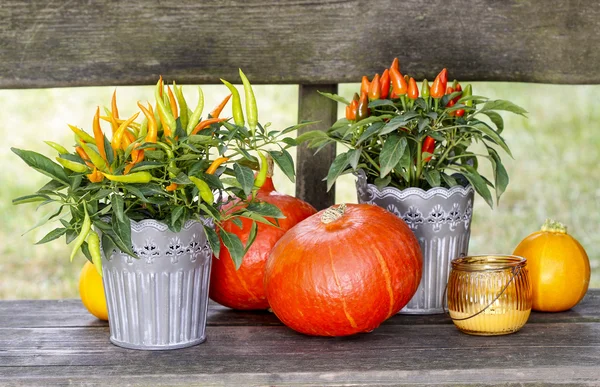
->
[[0, 290, 598, 385], [296, 84, 337, 209], [2, 0, 600, 88]]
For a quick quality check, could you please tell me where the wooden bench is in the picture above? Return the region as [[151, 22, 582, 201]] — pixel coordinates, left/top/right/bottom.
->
[[2, 1, 599, 385]]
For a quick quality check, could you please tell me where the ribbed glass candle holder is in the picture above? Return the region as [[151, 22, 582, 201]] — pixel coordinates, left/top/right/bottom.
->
[[447, 255, 532, 336]]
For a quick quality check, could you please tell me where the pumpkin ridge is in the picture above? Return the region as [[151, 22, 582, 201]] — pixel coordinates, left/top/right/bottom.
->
[[328, 245, 358, 329], [373, 246, 395, 318]]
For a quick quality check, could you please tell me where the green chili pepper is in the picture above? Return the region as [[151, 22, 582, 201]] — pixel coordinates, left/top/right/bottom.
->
[[239, 69, 258, 134], [356, 92, 369, 121], [154, 80, 177, 135], [102, 171, 153, 183], [462, 84, 473, 107], [186, 86, 205, 134], [421, 79, 430, 98], [56, 157, 88, 173], [87, 231, 103, 276], [139, 117, 148, 139], [78, 140, 108, 172], [70, 204, 91, 262], [68, 125, 96, 144], [189, 176, 214, 205], [173, 82, 189, 131], [220, 79, 244, 127], [45, 141, 69, 155], [253, 151, 268, 190]]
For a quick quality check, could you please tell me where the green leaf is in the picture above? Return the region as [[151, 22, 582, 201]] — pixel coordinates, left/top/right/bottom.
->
[[172, 172, 192, 185], [281, 137, 297, 146], [441, 172, 458, 187], [379, 135, 407, 178], [35, 228, 67, 244], [243, 221, 258, 254], [396, 146, 411, 182], [268, 149, 295, 183], [487, 146, 509, 203], [11, 148, 69, 185], [356, 122, 384, 145], [12, 193, 51, 205], [423, 170, 441, 187], [204, 225, 220, 259], [231, 217, 243, 229], [337, 115, 391, 138], [347, 149, 362, 170], [480, 100, 528, 116], [296, 130, 329, 145], [326, 152, 349, 191], [171, 206, 185, 231], [220, 229, 245, 269], [38, 179, 67, 193], [111, 194, 125, 223], [111, 214, 135, 258], [22, 205, 63, 236], [246, 201, 285, 219], [374, 175, 391, 190], [187, 135, 219, 145], [130, 161, 163, 172], [459, 166, 494, 208], [280, 121, 319, 135], [317, 91, 350, 105], [101, 233, 117, 258], [471, 121, 512, 157], [482, 111, 504, 133], [368, 99, 396, 109], [239, 211, 278, 226], [233, 164, 255, 196]]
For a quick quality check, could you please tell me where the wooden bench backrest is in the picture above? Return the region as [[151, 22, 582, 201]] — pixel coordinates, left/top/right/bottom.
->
[[3, 1, 598, 209]]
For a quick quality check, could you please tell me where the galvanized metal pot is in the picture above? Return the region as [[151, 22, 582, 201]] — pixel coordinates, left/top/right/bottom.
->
[[355, 170, 474, 314], [100, 219, 213, 350]]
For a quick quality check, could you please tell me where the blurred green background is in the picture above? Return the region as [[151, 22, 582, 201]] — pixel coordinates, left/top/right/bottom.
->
[[1, 82, 598, 299]]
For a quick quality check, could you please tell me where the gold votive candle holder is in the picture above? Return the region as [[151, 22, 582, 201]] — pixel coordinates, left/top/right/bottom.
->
[[447, 255, 532, 336]]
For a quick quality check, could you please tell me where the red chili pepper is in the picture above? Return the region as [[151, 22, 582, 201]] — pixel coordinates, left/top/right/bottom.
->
[[446, 86, 454, 95], [422, 136, 435, 162], [356, 92, 370, 121], [453, 83, 462, 104], [361, 76, 370, 95], [407, 77, 419, 100], [390, 67, 408, 96], [438, 68, 448, 91], [368, 73, 381, 100], [390, 57, 400, 73], [379, 69, 390, 99]]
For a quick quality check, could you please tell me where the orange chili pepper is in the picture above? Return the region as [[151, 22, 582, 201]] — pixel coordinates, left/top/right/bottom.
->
[[390, 67, 408, 96], [75, 146, 94, 168], [407, 77, 419, 100], [138, 102, 157, 144], [390, 57, 400, 73], [110, 90, 120, 134], [166, 182, 178, 191], [92, 107, 107, 162], [210, 94, 232, 118], [360, 76, 370, 95], [167, 86, 178, 119], [123, 163, 136, 175], [380, 69, 390, 99], [158, 76, 164, 98], [368, 73, 381, 100], [191, 118, 226, 135], [87, 167, 104, 183], [206, 157, 229, 174]]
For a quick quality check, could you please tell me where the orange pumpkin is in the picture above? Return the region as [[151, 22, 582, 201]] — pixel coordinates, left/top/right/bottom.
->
[[209, 175, 317, 310], [513, 219, 590, 312], [264, 203, 422, 336]]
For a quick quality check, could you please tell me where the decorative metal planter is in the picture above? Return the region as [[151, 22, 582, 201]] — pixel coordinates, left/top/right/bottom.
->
[[356, 170, 474, 314], [100, 219, 213, 350]]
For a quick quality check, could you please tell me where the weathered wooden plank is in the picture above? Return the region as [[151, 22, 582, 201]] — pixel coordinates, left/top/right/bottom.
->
[[296, 84, 337, 209], [2, 0, 600, 88], [1, 323, 599, 384], [1, 290, 598, 329]]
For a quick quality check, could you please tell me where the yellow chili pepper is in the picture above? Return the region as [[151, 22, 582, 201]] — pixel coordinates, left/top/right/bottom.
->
[[173, 82, 188, 130], [220, 79, 244, 127], [87, 231, 103, 276], [68, 125, 96, 144], [79, 140, 109, 172], [111, 112, 140, 151], [189, 176, 214, 205], [102, 171, 153, 184], [239, 69, 258, 134], [75, 146, 94, 168], [44, 141, 69, 155], [206, 157, 229, 175], [56, 157, 88, 173], [155, 79, 177, 137], [70, 204, 91, 262], [253, 151, 268, 190], [186, 86, 205, 134]]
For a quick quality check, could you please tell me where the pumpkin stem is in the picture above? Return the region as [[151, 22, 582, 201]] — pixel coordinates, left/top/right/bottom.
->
[[541, 219, 567, 234], [321, 203, 346, 224]]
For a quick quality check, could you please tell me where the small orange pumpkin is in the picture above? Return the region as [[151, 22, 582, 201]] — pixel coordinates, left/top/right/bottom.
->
[[513, 219, 590, 312], [264, 203, 422, 336]]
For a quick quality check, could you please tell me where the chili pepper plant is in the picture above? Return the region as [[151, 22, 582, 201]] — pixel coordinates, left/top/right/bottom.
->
[[12, 70, 306, 273], [298, 58, 527, 207]]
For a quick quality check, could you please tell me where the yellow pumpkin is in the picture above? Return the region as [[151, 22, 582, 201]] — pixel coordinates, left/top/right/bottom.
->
[[79, 261, 108, 321], [513, 219, 590, 312]]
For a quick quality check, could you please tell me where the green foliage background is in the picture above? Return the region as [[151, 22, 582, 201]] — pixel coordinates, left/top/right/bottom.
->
[[1, 82, 598, 299]]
